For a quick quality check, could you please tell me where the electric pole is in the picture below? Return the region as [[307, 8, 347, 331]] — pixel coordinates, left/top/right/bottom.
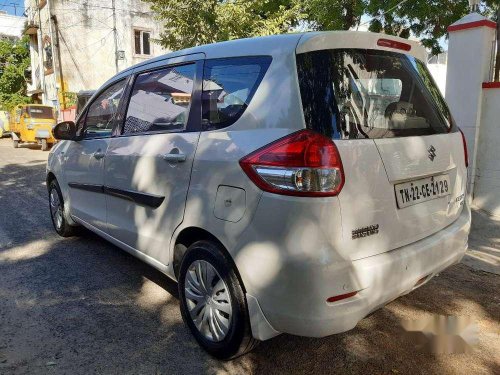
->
[[112, 0, 118, 74]]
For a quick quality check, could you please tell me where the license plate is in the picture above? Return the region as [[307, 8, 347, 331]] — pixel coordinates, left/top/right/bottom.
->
[[395, 174, 450, 208]]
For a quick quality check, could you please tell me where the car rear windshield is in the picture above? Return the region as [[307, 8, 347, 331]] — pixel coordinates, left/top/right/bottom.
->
[[296, 49, 455, 139], [26, 106, 54, 119]]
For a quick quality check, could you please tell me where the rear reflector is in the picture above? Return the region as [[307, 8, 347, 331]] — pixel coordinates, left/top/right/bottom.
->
[[240, 130, 344, 197], [377, 38, 412, 52], [326, 291, 358, 303], [459, 128, 469, 167]]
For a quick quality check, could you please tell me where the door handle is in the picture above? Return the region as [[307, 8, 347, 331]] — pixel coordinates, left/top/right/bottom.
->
[[161, 148, 186, 163], [162, 153, 187, 163], [93, 150, 105, 160]]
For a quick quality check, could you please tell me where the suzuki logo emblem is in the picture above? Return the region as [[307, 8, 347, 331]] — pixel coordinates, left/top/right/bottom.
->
[[428, 145, 437, 161]]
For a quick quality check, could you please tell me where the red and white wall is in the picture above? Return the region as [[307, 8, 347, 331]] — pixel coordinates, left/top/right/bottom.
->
[[474, 83, 500, 216], [445, 12, 500, 216]]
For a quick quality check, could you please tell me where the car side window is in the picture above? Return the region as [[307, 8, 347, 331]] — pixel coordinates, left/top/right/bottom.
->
[[82, 79, 126, 139], [201, 56, 272, 131], [123, 63, 196, 135]]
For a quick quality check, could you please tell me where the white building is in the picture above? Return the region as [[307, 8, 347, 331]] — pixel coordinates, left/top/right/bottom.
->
[[24, 0, 168, 114], [0, 10, 26, 41]]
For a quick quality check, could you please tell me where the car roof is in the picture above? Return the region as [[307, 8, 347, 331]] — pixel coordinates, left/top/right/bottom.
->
[[119, 32, 304, 76], [297, 31, 427, 62], [107, 31, 426, 87]]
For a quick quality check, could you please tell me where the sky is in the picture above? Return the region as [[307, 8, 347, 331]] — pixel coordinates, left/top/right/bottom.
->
[[0, 0, 25, 16]]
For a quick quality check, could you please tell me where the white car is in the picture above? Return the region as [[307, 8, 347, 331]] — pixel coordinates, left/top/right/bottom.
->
[[47, 31, 471, 359]]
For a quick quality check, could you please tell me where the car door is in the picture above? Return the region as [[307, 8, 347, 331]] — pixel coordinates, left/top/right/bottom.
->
[[63, 78, 128, 231], [104, 55, 203, 266]]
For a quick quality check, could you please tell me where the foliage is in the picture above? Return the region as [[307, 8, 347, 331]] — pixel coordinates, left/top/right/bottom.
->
[[301, 0, 367, 31], [144, 0, 498, 55], [143, 0, 303, 51], [62, 92, 77, 108], [366, 0, 499, 55], [0, 36, 31, 111]]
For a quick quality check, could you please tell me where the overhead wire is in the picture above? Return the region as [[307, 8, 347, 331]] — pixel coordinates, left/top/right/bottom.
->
[[56, 12, 115, 31], [50, 0, 154, 16]]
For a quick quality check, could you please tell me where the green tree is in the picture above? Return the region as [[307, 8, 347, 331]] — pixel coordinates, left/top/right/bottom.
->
[[301, 0, 367, 31], [0, 36, 31, 111], [143, 0, 303, 51], [144, 0, 497, 55], [366, 0, 499, 55]]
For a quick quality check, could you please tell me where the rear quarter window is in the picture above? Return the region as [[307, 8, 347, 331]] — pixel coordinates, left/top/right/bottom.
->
[[201, 56, 272, 131]]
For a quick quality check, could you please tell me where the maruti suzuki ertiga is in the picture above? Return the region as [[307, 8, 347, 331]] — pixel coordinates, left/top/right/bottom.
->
[[47, 31, 471, 359]]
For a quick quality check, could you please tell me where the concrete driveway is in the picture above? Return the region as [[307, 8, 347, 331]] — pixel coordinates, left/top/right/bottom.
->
[[0, 138, 499, 374]]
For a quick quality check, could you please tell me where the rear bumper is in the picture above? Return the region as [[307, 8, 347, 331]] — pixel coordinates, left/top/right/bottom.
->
[[248, 204, 471, 339]]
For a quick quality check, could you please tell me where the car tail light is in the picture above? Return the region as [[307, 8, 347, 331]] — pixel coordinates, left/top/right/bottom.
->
[[239, 130, 344, 197], [377, 38, 412, 52], [459, 128, 469, 167]]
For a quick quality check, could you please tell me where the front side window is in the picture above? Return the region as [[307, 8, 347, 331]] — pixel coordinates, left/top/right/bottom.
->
[[297, 49, 455, 139], [134, 29, 151, 56], [123, 64, 195, 135], [201, 56, 272, 131], [82, 79, 126, 138]]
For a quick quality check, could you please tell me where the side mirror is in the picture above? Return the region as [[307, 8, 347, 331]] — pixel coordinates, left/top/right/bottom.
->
[[53, 121, 77, 140]]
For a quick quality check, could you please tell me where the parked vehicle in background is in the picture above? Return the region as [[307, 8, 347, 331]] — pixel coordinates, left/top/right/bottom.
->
[[47, 31, 471, 360], [10, 104, 57, 151], [0, 111, 10, 138]]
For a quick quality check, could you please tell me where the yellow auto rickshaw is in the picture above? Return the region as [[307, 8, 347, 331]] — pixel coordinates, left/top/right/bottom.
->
[[10, 104, 57, 151]]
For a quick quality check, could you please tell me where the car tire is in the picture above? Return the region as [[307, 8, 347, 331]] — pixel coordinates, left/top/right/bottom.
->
[[178, 240, 259, 360], [41, 139, 48, 151], [13, 139, 19, 148], [48, 179, 77, 237]]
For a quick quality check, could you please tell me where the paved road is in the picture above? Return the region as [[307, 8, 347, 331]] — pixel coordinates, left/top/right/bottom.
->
[[0, 138, 499, 375]]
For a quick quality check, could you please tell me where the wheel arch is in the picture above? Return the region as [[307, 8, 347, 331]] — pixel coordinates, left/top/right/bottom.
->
[[46, 171, 77, 226], [172, 226, 245, 292], [46, 171, 57, 189], [173, 225, 280, 342]]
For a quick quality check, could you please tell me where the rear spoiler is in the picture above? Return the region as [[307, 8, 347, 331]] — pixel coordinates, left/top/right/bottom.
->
[[296, 31, 427, 62]]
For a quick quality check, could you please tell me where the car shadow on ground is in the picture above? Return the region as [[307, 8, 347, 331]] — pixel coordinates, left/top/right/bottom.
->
[[1, 160, 499, 374]]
